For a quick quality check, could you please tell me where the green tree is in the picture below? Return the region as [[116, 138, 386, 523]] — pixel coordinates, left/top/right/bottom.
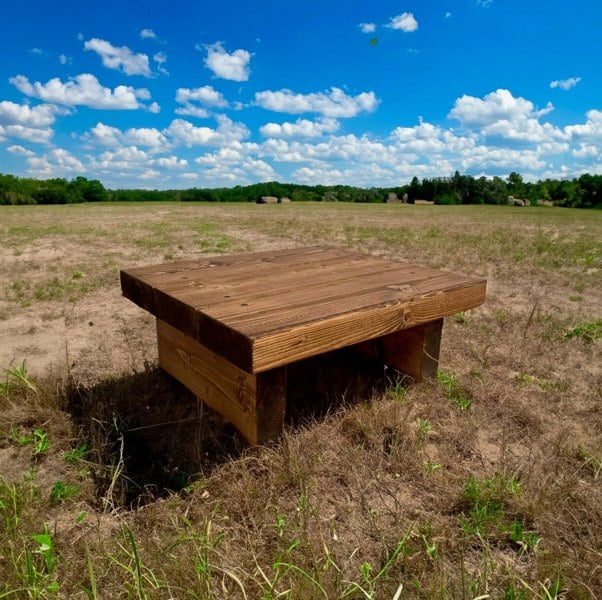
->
[[71, 176, 108, 202], [35, 179, 76, 204], [507, 172, 524, 198]]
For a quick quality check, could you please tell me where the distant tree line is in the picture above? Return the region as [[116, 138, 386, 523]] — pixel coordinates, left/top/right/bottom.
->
[[0, 174, 108, 205], [404, 171, 601, 208], [1, 171, 600, 208]]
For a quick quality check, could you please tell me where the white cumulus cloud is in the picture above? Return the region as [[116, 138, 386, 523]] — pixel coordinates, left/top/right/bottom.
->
[[153, 52, 168, 75], [292, 166, 344, 185], [195, 147, 244, 165], [174, 105, 210, 119], [88, 122, 168, 148], [139, 169, 161, 180], [10, 73, 153, 110], [359, 23, 376, 33], [550, 77, 581, 91], [154, 156, 188, 168], [0, 101, 59, 127], [194, 145, 276, 185], [126, 127, 167, 147], [176, 85, 228, 107], [260, 117, 340, 138], [90, 146, 188, 173], [392, 121, 447, 153], [92, 146, 150, 171], [571, 144, 599, 158], [84, 38, 151, 76], [48, 148, 85, 170], [259, 135, 395, 166], [7, 145, 36, 157], [448, 90, 567, 144], [140, 29, 157, 40], [165, 115, 250, 147], [255, 87, 379, 118], [387, 12, 418, 32], [0, 124, 53, 144], [27, 148, 85, 177], [483, 119, 564, 144], [175, 86, 229, 118], [449, 89, 537, 127], [565, 109, 602, 142], [204, 42, 251, 81]]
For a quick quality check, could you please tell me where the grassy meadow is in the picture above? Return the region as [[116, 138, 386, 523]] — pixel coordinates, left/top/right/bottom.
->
[[0, 202, 600, 599]]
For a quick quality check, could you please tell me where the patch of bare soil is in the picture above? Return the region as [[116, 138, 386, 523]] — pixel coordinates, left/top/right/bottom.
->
[[0, 205, 304, 379]]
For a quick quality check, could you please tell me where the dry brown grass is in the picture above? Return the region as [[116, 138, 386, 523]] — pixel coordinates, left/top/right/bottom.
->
[[0, 202, 600, 598]]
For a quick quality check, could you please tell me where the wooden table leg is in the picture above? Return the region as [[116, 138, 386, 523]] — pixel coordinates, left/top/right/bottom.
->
[[379, 318, 443, 382], [156, 320, 287, 445]]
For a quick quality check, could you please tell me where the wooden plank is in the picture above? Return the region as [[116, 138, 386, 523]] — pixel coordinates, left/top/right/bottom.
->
[[224, 270, 482, 333], [250, 280, 486, 372], [120, 269, 157, 314], [156, 250, 409, 293], [154, 294, 255, 373], [166, 260, 422, 322], [157, 320, 286, 445], [254, 369, 288, 443], [380, 319, 443, 381], [142, 251, 382, 305], [122, 246, 350, 290], [124, 246, 327, 278], [120, 245, 368, 319], [205, 261, 424, 313]]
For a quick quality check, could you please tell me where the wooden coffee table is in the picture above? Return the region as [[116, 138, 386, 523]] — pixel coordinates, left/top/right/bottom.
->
[[120, 246, 486, 444]]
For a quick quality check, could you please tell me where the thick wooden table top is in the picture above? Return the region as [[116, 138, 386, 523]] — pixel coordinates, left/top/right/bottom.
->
[[121, 246, 486, 373]]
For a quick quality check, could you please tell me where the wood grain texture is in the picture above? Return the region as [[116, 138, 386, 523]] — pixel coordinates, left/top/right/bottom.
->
[[157, 320, 286, 444], [122, 246, 486, 373]]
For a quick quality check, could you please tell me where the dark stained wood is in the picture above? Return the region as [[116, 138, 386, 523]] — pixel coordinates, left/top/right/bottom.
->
[[121, 246, 486, 373], [380, 319, 443, 382], [254, 368, 288, 443]]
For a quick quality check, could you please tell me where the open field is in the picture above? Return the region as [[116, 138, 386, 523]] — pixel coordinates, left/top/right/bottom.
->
[[1, 202, 601, 598]]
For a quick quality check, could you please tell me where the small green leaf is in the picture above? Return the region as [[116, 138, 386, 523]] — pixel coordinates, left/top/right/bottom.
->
[[32, 533, 52, 553]]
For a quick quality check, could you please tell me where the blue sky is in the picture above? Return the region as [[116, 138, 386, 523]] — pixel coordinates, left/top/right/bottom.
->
[[0, 0, 600, 189]]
